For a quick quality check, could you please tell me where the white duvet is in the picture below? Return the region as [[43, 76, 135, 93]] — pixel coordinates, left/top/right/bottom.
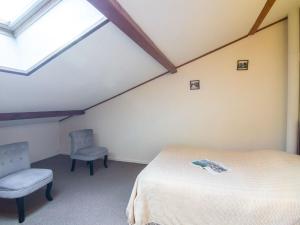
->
[[127, 146, 300, 225]]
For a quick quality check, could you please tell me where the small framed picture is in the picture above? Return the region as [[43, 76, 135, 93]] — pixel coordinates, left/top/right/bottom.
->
[[190, 80, 200, 90], [237, 60, 249, 70]]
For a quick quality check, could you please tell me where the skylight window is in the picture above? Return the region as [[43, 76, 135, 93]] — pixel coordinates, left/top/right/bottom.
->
[[0, 0, 36, 25], [0, 0, 106, 73], [0, 0, 50, 33]]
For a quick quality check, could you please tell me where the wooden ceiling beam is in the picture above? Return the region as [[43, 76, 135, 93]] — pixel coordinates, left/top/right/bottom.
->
[[249, 0, 276, 35], [87, 0, 177, 73], [0, 110, 84, 121]]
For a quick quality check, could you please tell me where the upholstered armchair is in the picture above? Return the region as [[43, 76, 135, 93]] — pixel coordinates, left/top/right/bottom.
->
[[69, 129, 108, 176], [0, 142, 53, 223]]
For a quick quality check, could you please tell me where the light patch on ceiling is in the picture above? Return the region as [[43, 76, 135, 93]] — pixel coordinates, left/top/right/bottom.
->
[[0, 0, 37, 26], [0, 0, 106, 73]]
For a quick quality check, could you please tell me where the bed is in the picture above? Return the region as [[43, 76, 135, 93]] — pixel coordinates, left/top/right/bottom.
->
[[126, 146, 300, 225]]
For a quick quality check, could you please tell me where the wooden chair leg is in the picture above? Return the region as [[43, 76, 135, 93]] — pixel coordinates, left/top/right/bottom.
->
[[46, 182, 53, 201], [104, 155, 108, 168], [89, 161, 94, 176], [71, 159, 76, 172], [16, 197, 25, 223]]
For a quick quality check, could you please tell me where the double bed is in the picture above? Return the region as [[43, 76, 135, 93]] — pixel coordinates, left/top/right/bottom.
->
[[127, 146, 300, 225]]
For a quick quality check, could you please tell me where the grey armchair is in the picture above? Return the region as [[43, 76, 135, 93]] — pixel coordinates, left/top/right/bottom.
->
[[69, 129, 108, 176], [0, 142, 53, 223]]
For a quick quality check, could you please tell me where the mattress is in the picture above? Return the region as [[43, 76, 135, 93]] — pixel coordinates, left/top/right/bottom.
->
[[126, 146, 300, 225]]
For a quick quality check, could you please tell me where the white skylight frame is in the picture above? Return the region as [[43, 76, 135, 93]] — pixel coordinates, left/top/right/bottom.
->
[[0, 0, 61, 36]]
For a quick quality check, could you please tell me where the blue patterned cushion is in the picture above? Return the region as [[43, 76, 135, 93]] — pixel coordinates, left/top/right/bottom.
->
[[71, 146, 108, 161], [69, 129, 94, 154], [0, 168, 53, 199], [0, 142, 30, 178]]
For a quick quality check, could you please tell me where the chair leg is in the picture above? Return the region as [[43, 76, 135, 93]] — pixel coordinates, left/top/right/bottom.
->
[[16, 197, 25, 223], [71, 159, 76, 172], [46, 182, 53, 201], [104, 155, 108, 168], [89, 161, 94, 176]]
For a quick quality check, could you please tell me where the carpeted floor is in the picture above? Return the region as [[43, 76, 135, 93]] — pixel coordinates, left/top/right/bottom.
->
[[0, 155, 145, 225]]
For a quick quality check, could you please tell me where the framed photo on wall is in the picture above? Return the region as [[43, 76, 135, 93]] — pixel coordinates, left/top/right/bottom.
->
[[190, 80, 200, 90], [237, 60, 249, 70]]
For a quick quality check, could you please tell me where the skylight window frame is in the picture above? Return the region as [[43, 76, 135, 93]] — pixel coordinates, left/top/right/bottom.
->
[[0, 0, 61, 36]]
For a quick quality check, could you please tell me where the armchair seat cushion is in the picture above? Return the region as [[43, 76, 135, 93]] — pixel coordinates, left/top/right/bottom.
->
[[71, 146, 108, 161], [0, 168, 53, 199]]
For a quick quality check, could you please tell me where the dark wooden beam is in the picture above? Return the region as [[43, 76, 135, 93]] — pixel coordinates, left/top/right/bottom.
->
[[249, 0, 276, 35], [0, 110, 85, 121], [87, 0, 177, 74]]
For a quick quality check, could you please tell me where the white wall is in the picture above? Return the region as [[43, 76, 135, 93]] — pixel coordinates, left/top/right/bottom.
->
[[60, 21, 288, 164], [0, 122, 60, 163], [286, 8, 300, 153]]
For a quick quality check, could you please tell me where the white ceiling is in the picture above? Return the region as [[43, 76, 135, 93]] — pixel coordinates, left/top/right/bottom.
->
[[262, 0, 300, 27], [0, 0, 297, 126], [0, 23, 165, 113], [117, 0, 266, 66]]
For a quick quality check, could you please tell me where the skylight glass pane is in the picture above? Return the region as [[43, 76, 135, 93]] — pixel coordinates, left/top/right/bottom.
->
[[0, 0, 39, 26], [0, 0, 106, 71]]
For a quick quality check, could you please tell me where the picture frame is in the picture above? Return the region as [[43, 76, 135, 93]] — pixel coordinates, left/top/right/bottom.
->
[[190, 80, 200, 90], [237, 60, 249, 70]]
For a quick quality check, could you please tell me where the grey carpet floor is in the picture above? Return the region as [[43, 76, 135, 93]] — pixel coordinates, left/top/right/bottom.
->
[[0, 155, 145, 225]]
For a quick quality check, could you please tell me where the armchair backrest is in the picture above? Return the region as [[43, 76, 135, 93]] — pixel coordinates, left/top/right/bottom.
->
[[0, 142, 30, 178], [69, 129, 94, 154]]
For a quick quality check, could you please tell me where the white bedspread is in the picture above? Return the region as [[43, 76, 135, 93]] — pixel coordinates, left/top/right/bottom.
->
[[126, 146, 300, 225]]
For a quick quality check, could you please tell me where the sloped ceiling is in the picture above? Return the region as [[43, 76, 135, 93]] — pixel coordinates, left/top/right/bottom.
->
[[0, 0, 298, 126], [117, 0, 266, 66], [262, 0, 300, 26], [0, 23, 165, 112]]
